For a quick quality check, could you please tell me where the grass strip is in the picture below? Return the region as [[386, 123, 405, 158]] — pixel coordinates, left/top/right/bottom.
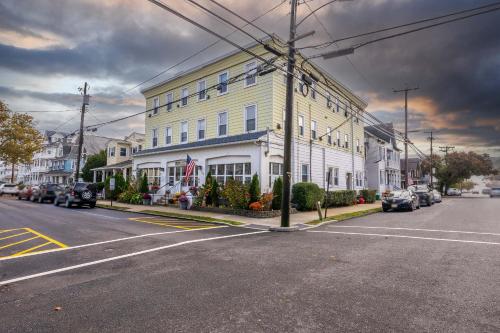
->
[[140, 210, 244, 226], [307, 207, 382, 225], [96, 204, 130, 211]]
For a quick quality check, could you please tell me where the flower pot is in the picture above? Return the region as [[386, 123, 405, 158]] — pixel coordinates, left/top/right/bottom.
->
[[143, 199, 151, 205], [179, 201, 188, 210]]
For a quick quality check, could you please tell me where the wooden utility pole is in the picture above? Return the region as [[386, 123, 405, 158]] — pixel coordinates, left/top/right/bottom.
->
[[394, 86, 419, 188], [74, 82, 89, 183], [424, 130, 434, 188], [439, 146, 455, 165]]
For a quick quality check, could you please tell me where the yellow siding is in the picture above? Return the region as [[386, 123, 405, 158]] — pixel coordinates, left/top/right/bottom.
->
[[143, 44, 274, 149]]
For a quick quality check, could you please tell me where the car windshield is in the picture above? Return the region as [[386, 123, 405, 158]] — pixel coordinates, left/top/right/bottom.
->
[[74, 182, 89, 191], [4, 184, 16, 188], [409, 185, 428, 192], [389, 191, 409, 199]]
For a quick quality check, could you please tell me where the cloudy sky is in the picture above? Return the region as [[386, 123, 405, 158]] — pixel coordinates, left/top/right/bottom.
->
[[1, 0, 499, 160]]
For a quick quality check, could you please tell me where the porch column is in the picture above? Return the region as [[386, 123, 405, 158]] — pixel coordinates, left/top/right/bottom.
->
[[93, 170, 97, 183], [123, 168, 127, 181]]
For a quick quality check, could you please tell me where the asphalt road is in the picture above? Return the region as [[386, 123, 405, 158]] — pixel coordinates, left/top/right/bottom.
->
[[0, 197, 499, 332]]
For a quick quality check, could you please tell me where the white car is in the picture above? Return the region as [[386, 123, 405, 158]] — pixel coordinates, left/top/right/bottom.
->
[[0, 183, 19, 196], [447, 188, 462, 196], [432, 189, 442, 203], [490, 188, 500, 198]]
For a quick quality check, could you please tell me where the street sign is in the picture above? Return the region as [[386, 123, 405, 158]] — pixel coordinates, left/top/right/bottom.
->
[[110, 177, 116, 191]]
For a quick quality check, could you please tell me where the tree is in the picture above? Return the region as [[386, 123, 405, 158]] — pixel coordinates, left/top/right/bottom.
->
[[456, 180, 475, 191], [271, 177, 283, 210], [81, 150, 106, 182], [248, 173, 260, 204], [139, 173, 149, 193], [210, 178, 219, 207], [0, 100, 43, 182]]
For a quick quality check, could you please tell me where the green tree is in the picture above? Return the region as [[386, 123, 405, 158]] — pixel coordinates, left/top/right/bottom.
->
[[271, 177, 283, 210], [204, 171, 213, 206], [105, 173, 127, 200], [139, 173, 149, 193], [81, 150, 106, 182], [248, 173, 260, 204], [0, 100, 43, 182], [210, 178, 219, 207]]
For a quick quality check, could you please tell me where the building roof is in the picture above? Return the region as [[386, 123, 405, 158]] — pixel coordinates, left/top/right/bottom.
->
[[365, 123, 400, 150], [134, 131, 268, 157]]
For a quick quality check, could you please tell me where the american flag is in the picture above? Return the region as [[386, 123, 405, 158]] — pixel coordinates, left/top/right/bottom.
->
[[184, 154, 196, 182]]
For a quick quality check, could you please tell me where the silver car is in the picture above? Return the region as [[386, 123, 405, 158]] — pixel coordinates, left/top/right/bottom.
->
[[490, 188, 500, 198], [432, 189, 442, 203]]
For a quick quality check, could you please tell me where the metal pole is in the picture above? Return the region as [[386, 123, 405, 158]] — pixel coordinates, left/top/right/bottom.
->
[[404, 90, 408, 189], [280, 0, 298, 228], [74, 82, 88, 183]]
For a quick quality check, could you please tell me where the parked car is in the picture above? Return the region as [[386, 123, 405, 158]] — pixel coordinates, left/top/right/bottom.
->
[[432, 189, 442, 203], [54, 182, 97, 208], [482, 188, 491, 195], [472, 190, 479, 194], [17, 185, 37, 200], [31, 183, 63, 203], [447, 188, 462, 196], [382, 190, 420, 212], [490, 188, 500, 198], [408, 185, 434, 206], [0, 183, 19, 196]]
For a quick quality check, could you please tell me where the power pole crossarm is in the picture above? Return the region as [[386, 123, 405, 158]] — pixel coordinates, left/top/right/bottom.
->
[[74, 82, 89, 183]]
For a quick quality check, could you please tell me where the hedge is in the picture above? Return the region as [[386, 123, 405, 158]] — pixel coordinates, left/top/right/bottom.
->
[[323, 190, 356, 208], [360, 189, 377, 203], [292, 182, 324, 211]]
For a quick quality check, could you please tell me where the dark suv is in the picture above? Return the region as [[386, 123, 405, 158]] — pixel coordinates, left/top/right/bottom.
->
[[31, 183, 62, 203], [408, 185, 434, 206], [54, 182, 97, 208]]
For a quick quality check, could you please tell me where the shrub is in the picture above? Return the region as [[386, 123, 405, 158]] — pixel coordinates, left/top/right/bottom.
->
[[260, 193, 273, 211], [222, 178, 248, 209], [210, 178, 220, 207], [324, 190, 356, 208], [360, 189, 377, 203], [139, 173, 149, 193], [104, 173, 127, 200], [96, 182, 105, 192], [129, 193, 142, 204], [248, 174, 260, 205], [271, 177, 283, 210], [291, 182, 324, 211], [204, 171, 213, 206], [249, 201, 263, 211]]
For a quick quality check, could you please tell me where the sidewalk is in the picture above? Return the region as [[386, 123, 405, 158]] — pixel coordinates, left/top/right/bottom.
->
[[97, 200, 381, 228]]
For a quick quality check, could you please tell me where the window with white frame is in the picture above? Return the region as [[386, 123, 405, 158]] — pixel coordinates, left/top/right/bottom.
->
[[141, 168, 161, 187], [108, 147, 115, 157], [120, 147, 127, 157], [166, 92, 173, 111], [153, 97, 159, 114], [334, 167, 339, 186], [197, 119, 205, 141], [165, 127, 172, 145], [245, 104, 256, 132], [244, 62, 257, 87], [337, 131, 341, 146], [301, 164, 309, 182], [327, 127, 332, 144], [380, 170, 384, 184], [269, 162, 283, 187], [181, 88, 188, 107], [311, 120, 317, 139], [344, 133, 349, 149], [335, 97, 340, 113], [298, 115, 304, 136], [356, 139, 360, 153], [197, 80, 206, 101], [209, 162, 252, 184], [152, 128, 158, 147], [218, 71, 229, 94], [180, 121, 188, 143], [311, 80, 317, 99], [218, 112, 228, 136]]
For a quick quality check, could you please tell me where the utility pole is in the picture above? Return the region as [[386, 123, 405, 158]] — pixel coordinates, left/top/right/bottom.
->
[[280, 0, 298, 228], [439, 146, 455, 165], [394, 86, 418, 188], [74, 82, 89, 183], [424, 130, 434, 188]]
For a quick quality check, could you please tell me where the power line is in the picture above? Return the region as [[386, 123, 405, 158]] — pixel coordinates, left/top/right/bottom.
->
[[11, 109, 79, 113], [300, 1, 500, 50], [124, 0, 286, 93]]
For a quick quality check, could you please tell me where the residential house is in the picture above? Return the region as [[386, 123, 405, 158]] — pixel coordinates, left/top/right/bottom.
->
[[0, 161, 18, 183], [401, 157, 427, 187], [364, 123, 401, 194], [132, 37, 367, 200], [91, 132, 145, 182]]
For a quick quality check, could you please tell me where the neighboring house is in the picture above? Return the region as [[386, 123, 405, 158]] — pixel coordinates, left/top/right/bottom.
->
[[364, 123, 401, 194], [0, 161, 18, 183], [91, 132, 145, 182], [44, 143, 74, 185], [133, 37, 367, 199], [401, 157, 426, 187]]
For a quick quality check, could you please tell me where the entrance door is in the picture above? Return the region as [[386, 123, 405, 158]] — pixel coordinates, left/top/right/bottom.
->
[[346, 172, 352, 190]]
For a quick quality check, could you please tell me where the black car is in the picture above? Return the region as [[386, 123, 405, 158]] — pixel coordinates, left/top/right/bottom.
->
[[382, 190, 420, 212], [31, 183, 62, 203], [408, 185, 434, 206], [54, 182, 97, 208]]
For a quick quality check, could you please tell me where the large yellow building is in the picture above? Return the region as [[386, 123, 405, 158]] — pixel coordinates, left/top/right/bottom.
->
[[133, 38, 367, 196]]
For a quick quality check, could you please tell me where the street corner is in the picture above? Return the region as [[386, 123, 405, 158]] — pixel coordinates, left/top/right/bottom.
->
[[0, 228, 67, 259]]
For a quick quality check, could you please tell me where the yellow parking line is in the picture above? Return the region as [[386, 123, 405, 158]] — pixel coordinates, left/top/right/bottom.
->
[[10, 242, 52, 257], [0, 229, 20, 234], [0, 236, 39, 250], [25, 228, 68, 248], [0, 231, 30, 241]]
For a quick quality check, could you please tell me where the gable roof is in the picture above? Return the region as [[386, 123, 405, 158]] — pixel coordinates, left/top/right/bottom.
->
[[365, 123, 400, 150]]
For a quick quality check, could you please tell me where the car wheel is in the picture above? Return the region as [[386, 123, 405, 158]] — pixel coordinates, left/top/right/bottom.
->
[[89, 202, 96, 208], [17, 196, 21, 200], [38, 196, 43, 203], [30, 195, 35, 202], [65, 198, 72, 208], [54, 198, 60, 206]]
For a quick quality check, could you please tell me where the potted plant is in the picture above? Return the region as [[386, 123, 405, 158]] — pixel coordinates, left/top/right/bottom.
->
[[142, 192, 152, 205], [178, 194, 189, 210]]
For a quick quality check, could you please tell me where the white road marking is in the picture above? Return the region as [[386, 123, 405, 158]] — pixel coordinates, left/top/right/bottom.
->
[[0, 226, 227, 262], [0, 230, 268, 286], [308, 230, 500, 246], [81, 212, 125, 220], [328, 225, 500, 237]]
